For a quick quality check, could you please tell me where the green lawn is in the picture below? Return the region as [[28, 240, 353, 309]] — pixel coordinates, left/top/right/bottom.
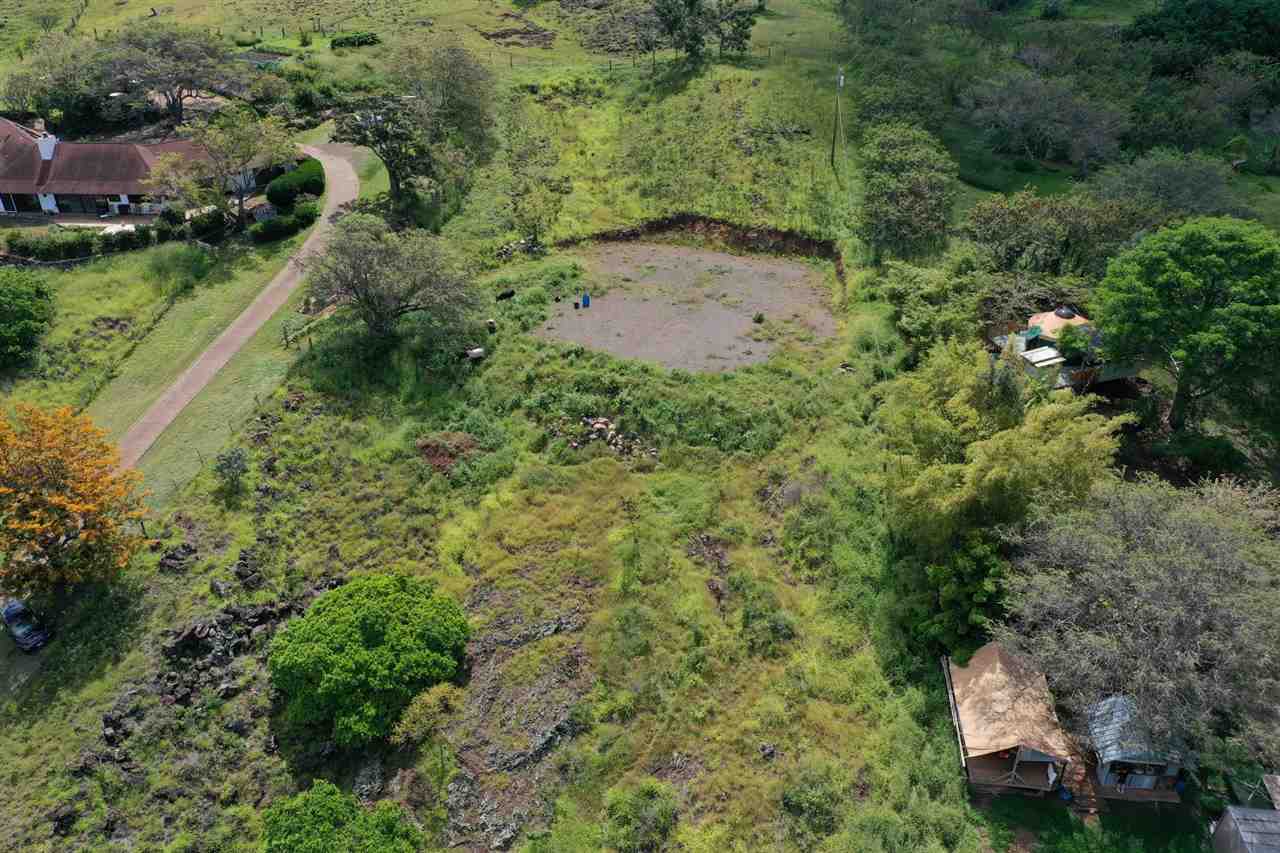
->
[[1, 252, 172, 414], [84, 235, 303, 441], [135, 286, 309, 510]]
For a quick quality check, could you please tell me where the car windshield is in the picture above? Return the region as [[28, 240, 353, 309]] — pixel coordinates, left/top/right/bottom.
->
[[9, 621, 34, 639]]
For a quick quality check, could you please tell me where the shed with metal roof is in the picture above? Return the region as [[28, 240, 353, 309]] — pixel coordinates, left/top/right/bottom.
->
[[1214, 806, 1280, 853]]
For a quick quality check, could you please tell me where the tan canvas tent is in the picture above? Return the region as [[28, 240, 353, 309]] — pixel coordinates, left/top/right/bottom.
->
[[943, 642, 1072, 793]]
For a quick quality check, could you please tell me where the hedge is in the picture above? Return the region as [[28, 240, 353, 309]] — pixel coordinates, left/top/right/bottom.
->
[[330, 31, 380, 48], [266, 158, 325, 209]]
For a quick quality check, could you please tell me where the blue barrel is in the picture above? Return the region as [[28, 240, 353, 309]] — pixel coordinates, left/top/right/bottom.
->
[[582, 292, 590, 308]]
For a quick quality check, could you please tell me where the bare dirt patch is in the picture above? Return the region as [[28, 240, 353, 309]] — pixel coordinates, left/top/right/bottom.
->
[[537, 243, 836, 372]]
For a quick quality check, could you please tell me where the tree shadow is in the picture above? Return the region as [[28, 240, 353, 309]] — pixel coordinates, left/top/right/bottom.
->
[[0, 574, 147, 715]]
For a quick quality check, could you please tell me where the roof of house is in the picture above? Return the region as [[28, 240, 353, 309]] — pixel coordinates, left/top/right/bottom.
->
[[1087, 695, 1187, 767], [1220, 806, 1280, 853], [0, 117, 49, 194], [946, 643, 1072, 762], [0, 117, 208, 197], [1029, 307, 1091, 340]]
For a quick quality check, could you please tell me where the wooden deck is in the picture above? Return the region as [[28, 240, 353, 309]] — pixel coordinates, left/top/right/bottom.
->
[[968, 754, 1055, 791], [1095, 784, 1181, 804]]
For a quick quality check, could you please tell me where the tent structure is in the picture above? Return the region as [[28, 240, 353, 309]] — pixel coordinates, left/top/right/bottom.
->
[[943, 643, 1073, 793]]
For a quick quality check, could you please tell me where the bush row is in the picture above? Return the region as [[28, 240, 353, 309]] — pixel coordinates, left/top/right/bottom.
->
[[266, 158, 326, 208], [330, 31, 379, 48], [2, 219, 196, 262], [249, 201, 320, 243]]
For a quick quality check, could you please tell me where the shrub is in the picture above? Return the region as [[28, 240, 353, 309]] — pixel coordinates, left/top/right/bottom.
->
[[389, 683, 464, 748], [728, 572, 797, 658], [159, 205, 187, 227], [189, 209, 227, 239], [145, 242, 214, 296], [261, 780, 422, 853], [250, 215, 302, 243], [293, 200, 321, 226], [782, 762, 843, 842], [603, 779, 678, 853], [268, 574, 470, 747], [266, 157, 325, 208], [213, 447, 249, 494], [299, 29, 313, 47], [330, 31, 380, 49], [0, 268, 55, 367]]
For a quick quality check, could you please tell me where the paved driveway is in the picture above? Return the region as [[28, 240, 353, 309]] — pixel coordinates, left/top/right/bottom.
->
[[117, 145, 360, 470]]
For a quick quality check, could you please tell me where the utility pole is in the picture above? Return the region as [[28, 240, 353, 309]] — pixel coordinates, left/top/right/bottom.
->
[[830, 68, 845, 187]]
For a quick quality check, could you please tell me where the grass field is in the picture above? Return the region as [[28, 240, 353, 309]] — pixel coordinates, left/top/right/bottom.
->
[[0, 0, 1227, 850]]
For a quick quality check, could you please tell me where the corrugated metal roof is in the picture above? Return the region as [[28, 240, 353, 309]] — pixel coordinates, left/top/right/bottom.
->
[[1086, 695, 1183, 766], [1225, 806, 1280, 853]]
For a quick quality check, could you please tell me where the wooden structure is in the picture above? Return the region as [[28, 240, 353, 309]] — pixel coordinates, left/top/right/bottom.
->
[[943, 643, 1072, 795], [1214, 806, 1280, 853], [1086, 695, 1187, 803]]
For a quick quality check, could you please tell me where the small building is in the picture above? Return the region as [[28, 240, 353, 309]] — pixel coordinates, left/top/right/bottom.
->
[[1213, 806, 1280, 853], [991, 306, 1137, 390], [943, 643, 1073, 795], [1086, 695, 1188, 803]]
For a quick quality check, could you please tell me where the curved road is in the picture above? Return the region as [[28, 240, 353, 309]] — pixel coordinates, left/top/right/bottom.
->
[[118, 145, 360, 470]]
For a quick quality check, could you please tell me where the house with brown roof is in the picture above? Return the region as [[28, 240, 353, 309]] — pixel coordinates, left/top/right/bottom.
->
[[943, 642, 1074, 795], [0, 117, 220, 217]]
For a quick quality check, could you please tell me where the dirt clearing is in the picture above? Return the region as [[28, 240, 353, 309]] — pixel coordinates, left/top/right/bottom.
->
[[537, 242, 836, 371]]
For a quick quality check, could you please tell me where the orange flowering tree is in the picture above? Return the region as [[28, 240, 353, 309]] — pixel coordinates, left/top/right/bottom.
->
[[0, 405, 146, 598]]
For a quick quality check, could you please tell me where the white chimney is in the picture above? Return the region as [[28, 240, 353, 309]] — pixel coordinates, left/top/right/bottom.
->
[[36, 132, 58, 161]]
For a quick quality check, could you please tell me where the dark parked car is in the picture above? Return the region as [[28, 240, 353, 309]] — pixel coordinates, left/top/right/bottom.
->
[[2, 599, 50, 652]]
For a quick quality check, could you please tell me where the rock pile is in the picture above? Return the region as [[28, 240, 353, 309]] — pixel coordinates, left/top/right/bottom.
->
[[551, 415, 658, 458]]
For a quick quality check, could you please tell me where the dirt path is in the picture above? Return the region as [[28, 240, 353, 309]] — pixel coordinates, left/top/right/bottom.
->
[[117, 145, 360, 470], [537, 242, 836, 372]]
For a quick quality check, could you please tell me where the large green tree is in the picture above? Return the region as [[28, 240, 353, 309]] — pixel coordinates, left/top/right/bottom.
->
[[100, 23, 234, 122], [855, 122, 957, 262], [879, 341, 1128, 646], [1093, 217, 1280, 431], [997, 477, 1280, 765], [303, 214, 481, 340], [0, 269, 54, 369], [268, 574, 469, 747]]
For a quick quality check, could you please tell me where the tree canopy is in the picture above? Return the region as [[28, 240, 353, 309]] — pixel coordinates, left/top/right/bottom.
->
[[1092, 216, 1280, 431], [268, 574, 470, 748], [997, 477, 1280, 765], [147, 107, 295, 229], [855, 122, 957, 261], [99, 23, 234, 122], [304, 214, 480, 340], [0, 268, 55, 369], [0, 405, 146, 598]]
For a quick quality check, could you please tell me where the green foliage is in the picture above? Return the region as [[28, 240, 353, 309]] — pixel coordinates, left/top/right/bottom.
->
[[962, 189, 1152, 278], [781, 761, 843, 844], [879, 340, 1128, 559], [603, 778, 679, 852], [250, 214, 306, 243], [389, 683, 464, 748], [0, 268, 55, 368], [1054, 324, 1091, 364], [4, 228, 101, 261], [727, 571, 797, 657], [1093, 216, 1280, 430], [268, 574, 470, 747], [856, 122, 957, 261], [261, 780, 422, 853], [912, 531, 1006, 648], [213, 446, 248, 494], [1086, 148, 1248, 220], [266, 158, 325, 208], [1126, 0, 1280, 68], [330, 31, 381, 49]]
